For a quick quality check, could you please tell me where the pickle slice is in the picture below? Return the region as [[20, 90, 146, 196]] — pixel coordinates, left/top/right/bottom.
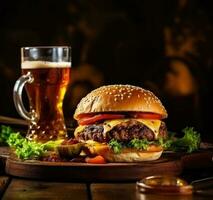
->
[[57, 143, 83, 158]]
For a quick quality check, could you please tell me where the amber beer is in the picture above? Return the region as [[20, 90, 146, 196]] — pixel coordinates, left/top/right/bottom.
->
[[22, 61, 70, 141]]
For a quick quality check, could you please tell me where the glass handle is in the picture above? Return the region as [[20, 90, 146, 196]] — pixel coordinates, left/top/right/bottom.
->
[[13, 72, 34, 121]]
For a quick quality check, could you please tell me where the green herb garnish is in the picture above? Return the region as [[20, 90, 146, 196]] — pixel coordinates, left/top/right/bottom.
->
[[171, 127, 200, 153], [160, 127, 201, 153], [109, 138, 153, 153], [129, 138, 149, 150], [0, 125, 62, 159], [109, 139, 122, 154], [15, 140, 44, 160], [109, 127, 200, 154], [158, 137, 173, 149], [0, 125, 13, 145]]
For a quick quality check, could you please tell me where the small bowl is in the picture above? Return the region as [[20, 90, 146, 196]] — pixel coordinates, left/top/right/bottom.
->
[[137, 175, 193, 195]]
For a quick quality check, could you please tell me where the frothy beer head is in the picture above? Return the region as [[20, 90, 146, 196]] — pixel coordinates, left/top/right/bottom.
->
[[21, 61, 71, 69]]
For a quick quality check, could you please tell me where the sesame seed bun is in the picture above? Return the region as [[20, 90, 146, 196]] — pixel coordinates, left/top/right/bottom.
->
[[74, 84, 167, 120]]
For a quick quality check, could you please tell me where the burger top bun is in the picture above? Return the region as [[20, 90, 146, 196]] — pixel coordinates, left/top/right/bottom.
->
[[74, 84, 168, 120]]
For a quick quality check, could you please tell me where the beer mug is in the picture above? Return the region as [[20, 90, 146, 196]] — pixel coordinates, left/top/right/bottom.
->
[[13, 46, 71, 142]]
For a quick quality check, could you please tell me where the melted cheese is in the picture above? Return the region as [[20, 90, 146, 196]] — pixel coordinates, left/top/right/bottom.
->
[[74, 125, 86, 137], [138, 119, 161, 138], [74, 119, 162, 139]]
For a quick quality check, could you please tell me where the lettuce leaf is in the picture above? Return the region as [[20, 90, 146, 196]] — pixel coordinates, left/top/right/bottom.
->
[[159, 127, 201, 153], [0, 125, 62, 159]]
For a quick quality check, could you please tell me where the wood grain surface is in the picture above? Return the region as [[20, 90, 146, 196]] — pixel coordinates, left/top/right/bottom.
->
[[91, 183, 213, 200], [0, 147, 10, 175], [91, 183, 137, 200], [2, 178, 88, 200], [6, 156, 182, 182], [1, 178, 213, 200], [0, 176, 10, 199], [0, 147, 10, 159]]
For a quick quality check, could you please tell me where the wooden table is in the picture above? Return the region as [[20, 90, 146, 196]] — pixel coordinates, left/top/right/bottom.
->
[[1, 147, 213, 200], [1, 176, 213, 199]]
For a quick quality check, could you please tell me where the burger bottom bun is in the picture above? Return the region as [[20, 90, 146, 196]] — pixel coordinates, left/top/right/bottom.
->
[[104, 149, 163, 162]]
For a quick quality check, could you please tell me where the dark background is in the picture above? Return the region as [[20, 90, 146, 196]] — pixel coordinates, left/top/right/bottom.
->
[[0, 0, 213, 140]]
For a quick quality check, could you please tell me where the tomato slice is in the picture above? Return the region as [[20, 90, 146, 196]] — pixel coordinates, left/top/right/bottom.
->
[[78, 114, 125, 125], [85, 155, 106, 164], [78, 112, 162, 125], [131, 112, 162, 119]]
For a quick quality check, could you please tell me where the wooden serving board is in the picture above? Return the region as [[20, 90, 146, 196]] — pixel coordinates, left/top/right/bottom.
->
[[4, 149, 213, 182], [6, 155, 182, 182]]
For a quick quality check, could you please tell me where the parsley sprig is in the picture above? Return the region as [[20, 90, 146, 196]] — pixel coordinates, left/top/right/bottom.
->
[[165, 127, 200, 153]]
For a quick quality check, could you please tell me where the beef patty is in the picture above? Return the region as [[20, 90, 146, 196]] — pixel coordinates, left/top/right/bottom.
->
[[76, 120, 167, 143]]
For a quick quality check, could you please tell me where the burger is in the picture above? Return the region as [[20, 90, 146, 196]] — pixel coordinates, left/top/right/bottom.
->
[[73, 84, 168, 162]]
